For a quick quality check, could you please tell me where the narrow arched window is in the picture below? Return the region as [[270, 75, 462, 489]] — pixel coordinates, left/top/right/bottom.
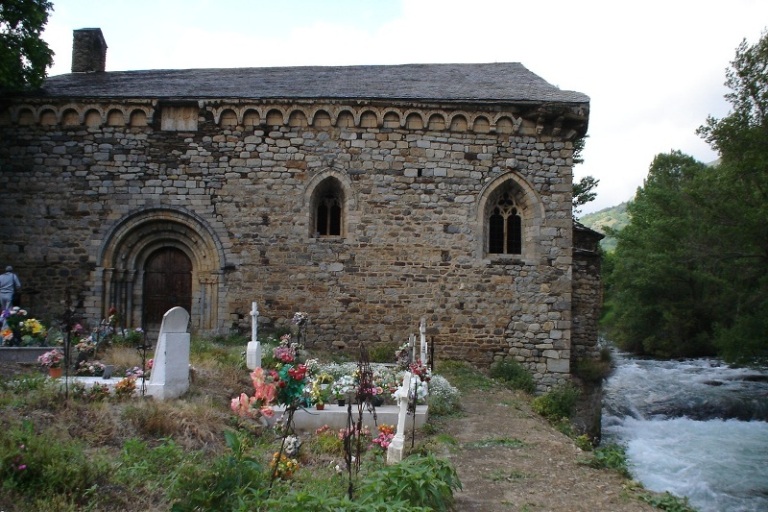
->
[[316, 195, 341, 236], [312, 177, 344, 237], [488, 192, 522, 254]]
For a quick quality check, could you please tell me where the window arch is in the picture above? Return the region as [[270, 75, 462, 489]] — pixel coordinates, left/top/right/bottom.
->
[[488, 191, 522, 254], [476, 171, 544, 262], [312, 177, 344, 237]]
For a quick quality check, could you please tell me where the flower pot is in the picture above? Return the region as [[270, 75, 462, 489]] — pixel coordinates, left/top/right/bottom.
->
[[316, 403, 325, 410], [337, 399, 346, 407], [48, 367, 63, 379]]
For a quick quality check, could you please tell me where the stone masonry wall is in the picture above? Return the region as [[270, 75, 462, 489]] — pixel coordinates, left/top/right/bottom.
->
[[0, 99, 581, 389], [572, 225, 603, 362]]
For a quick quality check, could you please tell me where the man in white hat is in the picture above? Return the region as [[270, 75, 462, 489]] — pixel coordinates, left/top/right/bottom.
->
[[0, 266, 21, 314]]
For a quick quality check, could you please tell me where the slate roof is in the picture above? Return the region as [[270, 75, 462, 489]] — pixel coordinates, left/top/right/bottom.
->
[[38, 62, 589, 105]]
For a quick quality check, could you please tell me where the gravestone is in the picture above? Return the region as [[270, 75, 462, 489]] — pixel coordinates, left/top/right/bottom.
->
[[387, 371, 412, 464], [146, 306, 190, 400], [419, 317, 428, 365], [246, 301, 261, 369]]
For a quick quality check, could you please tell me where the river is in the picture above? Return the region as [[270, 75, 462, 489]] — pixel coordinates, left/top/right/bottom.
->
[[602, 351, 768, 512]]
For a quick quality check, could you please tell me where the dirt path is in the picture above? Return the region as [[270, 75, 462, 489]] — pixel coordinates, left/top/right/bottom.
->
[[437, 387, 657, 512]]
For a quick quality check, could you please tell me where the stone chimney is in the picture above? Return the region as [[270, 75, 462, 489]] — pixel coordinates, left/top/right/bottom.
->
[[71, 28, 107, 73]]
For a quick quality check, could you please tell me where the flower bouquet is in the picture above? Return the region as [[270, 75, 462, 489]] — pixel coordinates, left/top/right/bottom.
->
[[273, 334, 299, 365], [331, 374, 355, 403], [75, 360, 106, 376], [37, 349, 64, 369]]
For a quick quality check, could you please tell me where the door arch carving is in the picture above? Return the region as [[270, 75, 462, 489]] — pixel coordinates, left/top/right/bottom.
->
[[96, 207, 226, 333]]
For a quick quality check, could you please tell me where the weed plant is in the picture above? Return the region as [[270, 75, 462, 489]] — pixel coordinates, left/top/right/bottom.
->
[[639, 491, 698, 512], [579, 443, 631, 478], [489, 360, 536, 392], [574, 357, 612, 383], [531, 383, 581, 422], [358, 453, 462, 511]]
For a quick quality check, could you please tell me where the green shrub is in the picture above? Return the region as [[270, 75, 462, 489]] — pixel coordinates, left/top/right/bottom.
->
[[639, 491, 697, 512], [531, 384, 581, 422], [116, 437, 189, 487], [170, 431, 266, 512], [359, 453, 462, 511], [580, 443, 630, 478], [574, 357, 612, 383], [368, 342, 398, 363], [574, 434, 594, 451], [262, 491, 429, 511], [489, 360, 535, 392], [0, 420, 111, 501]]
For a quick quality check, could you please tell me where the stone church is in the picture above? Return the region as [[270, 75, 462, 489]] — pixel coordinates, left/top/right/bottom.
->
[[0, 28, 602, 388]]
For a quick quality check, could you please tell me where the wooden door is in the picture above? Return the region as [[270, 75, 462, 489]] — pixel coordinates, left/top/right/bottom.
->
[[143, 248, 192, 329]]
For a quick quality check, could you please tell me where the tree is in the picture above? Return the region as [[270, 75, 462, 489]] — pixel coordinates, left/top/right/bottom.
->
[[571, 136, 600, 217], [573, 175, 599, 216], [696, 30, 768, 363], [604, 30, 768, 363], [605, 152, 716, 357], [0, 0, 54, 91]]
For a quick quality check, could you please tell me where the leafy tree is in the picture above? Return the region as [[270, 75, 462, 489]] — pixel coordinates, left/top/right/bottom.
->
[[605, 152, 716, 357], [696, 30, 768, 363], [604, 30, 768, 363], [572, 136, 600, 217], [0, 0, 54, 91], [573, 175, 599, 216]]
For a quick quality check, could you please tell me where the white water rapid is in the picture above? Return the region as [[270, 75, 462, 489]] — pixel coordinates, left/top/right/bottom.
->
[[602, 352, 768, 512]]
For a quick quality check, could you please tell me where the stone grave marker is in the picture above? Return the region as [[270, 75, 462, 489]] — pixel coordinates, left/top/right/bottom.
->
[[387, 371, 412, 464], [246, 301, 261, 369], [146, 306, 190, 400], [419, 317, 428, 365]]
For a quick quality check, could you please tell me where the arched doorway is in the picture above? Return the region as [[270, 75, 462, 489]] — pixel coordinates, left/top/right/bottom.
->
[[143, 247, 192, 330], [96, 207, 226, 333]]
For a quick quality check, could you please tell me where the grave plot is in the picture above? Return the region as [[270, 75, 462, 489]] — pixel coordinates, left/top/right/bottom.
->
[[235, 304, 435, 463]]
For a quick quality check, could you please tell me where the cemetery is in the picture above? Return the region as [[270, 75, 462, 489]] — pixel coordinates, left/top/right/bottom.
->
[[0, 299, 663, 511], [0, 303, 459, 507]]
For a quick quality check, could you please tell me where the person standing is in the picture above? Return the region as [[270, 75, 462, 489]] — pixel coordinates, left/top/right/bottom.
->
[[0, 266, 21, 313]]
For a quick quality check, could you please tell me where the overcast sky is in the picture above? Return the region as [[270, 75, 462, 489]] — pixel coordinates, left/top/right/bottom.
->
[[41, 0, 768, 214]]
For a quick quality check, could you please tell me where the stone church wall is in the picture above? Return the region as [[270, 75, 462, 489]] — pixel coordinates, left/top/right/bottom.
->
[[0, 99, 582, 389]]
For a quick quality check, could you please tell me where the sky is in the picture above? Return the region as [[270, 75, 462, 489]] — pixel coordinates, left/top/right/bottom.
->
[[40, 0, 768, 214]]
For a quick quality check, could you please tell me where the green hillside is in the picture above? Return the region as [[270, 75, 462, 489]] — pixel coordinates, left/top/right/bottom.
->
[[578, 202, 629, 252]]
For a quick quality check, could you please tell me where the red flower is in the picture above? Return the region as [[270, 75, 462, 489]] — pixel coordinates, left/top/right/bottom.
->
[[288, 364, 308, 380]]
